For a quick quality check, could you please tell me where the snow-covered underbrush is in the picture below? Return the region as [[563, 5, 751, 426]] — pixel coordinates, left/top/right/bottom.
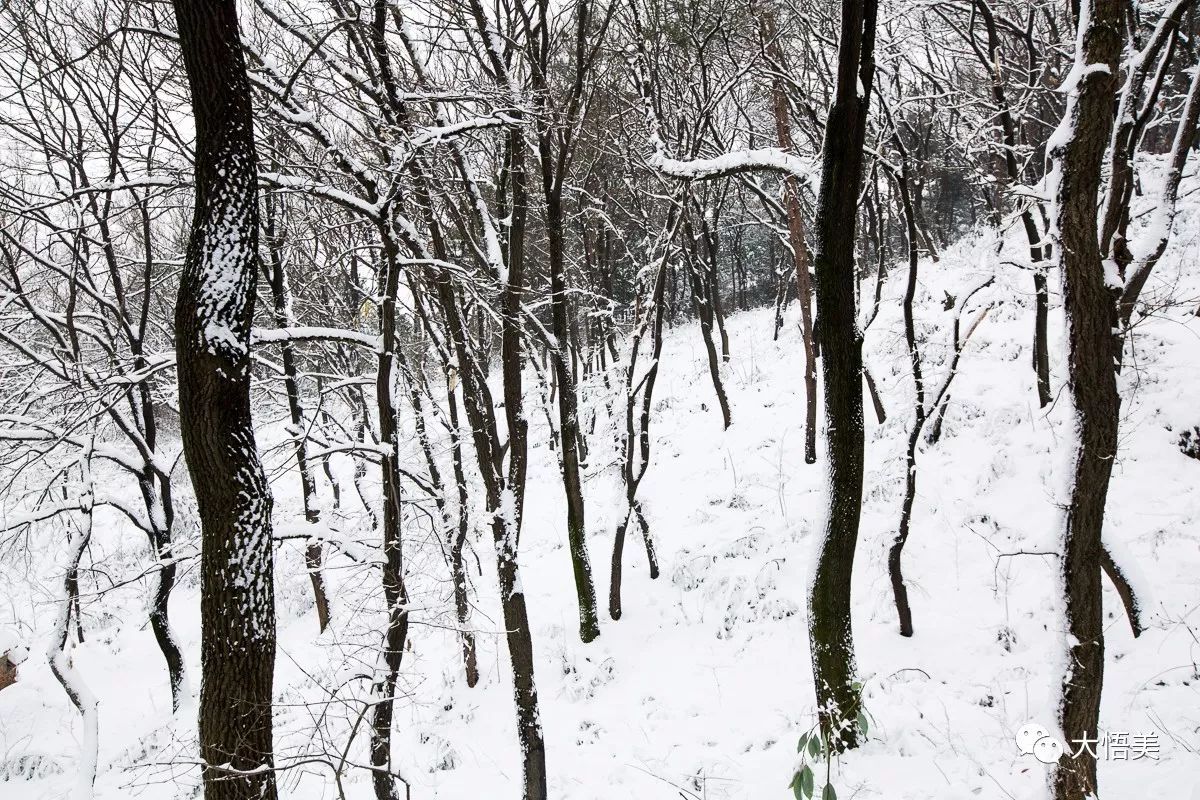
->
[[3, 183, 1199, 799]]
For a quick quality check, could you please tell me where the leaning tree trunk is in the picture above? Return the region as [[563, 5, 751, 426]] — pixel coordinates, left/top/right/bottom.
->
[[1049, 0, 1124, 796], [136, 471, 188, 711], [170, 2, 278, 798], [684, 210, 733, 429], [610, 247, 671, 620], [808, 0, 878, 751], [434, 115, 548, 800]]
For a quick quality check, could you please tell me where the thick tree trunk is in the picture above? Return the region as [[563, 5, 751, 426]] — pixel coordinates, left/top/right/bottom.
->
[[808, 0, 877, 751], [1049, 1, 1124, 796], [493, 129, 547, 800], [170, 3, 278, 798]]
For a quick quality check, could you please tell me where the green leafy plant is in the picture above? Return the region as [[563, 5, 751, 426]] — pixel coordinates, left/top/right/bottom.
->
[[787, 704, 870, 800]]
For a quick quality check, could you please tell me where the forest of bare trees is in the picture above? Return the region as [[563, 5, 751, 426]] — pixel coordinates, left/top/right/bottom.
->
[[1, 0, 1198, 798]]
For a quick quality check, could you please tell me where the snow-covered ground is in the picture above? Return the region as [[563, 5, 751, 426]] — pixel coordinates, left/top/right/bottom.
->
[[3, 189, 1200, 799]]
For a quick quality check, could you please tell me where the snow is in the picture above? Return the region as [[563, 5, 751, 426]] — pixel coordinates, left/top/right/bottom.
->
[[0, 631, 28, 664], [649, 143, 815, 184], [4, 181, 1200, 800], [251, 325, 382, 351]]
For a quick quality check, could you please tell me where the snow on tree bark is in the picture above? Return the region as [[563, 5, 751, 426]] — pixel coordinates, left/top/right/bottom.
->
[[807, 0, 879, 752], [1046, 0, 1124, 796], [170, 1, 278, 798]]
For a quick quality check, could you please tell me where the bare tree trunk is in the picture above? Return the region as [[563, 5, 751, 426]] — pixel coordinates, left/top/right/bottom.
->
[[140, 476, 188, 711], [170, 3, 277, 798], [498, 130, 547, 800], [542, 176, 602, 644], [884, 136, 925, 638], [773, 263, 793, 341], [762, 5, 818, 464], [48, 454, 98, 800], [1049, 0, 1124, 795], [1032, 271, 1052, 407], [965, 0, 1053, 407], [611, 240, 671, 619], [263, 190, 331, 633], [446, 384, 480, 687], [684, 211, 733, 428], [808, 0, 878, 751], [862, 364, 887, 424], [369, 219, 413, 800], [130, 196, 189, 712]]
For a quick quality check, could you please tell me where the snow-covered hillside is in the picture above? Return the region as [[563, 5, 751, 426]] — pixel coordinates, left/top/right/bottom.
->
[[3, 192, 1200, 800]]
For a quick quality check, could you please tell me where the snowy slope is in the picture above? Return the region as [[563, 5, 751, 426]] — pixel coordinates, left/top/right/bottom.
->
[[3, 188, 1200, 799]]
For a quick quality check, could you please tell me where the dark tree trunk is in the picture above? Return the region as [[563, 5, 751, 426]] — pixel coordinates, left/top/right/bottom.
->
[[495, 129, 547, 800], [808, 0, 878, 751], [369, 220, 413, 800], [446, 385, 480, 687], [1032, 268, 1052, 407], [611, 246, 670, 620], [1049, 0, 1124, 796], [524, 0, 603, 644], [542, 167, 602, 645], [969, 0, 1053, 408], [263, 191, 331, 633], [862, 365, 887, 424], [884, 136, 924, 639], [684, 211, 733, 429], [137, 474, 187, 711], [170, 2, 278, 798]]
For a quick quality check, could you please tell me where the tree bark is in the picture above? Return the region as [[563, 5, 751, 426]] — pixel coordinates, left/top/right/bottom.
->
[[884, 137, 925, 639], [541, 168, 602, 644], [170, 2, 278, 797], [808, 0, 878, 751], [496, 129, 547, 800], [369, 219, 413, 800], [1049, 0, 1124, 796]]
